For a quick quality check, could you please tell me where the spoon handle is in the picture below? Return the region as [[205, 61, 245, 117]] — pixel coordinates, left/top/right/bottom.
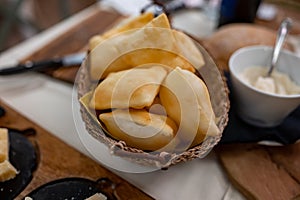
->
[[267, 18, 293, 76]]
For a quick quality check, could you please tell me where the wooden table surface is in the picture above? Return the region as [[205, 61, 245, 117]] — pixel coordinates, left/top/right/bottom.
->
[[0, 99, 153, 200], [23, 9, 124, 83], [0, 8, 154, 200], [3, 3, 300, 199]]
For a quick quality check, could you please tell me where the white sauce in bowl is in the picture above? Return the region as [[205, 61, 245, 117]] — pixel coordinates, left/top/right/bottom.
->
[[240, 66, 300, 95]]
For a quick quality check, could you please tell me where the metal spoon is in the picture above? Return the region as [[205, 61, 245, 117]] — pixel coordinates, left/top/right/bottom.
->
[[266, 18, 293, 77]]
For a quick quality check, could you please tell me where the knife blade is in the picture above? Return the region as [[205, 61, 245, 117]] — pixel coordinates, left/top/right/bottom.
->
[[0, 52, 86, 75]]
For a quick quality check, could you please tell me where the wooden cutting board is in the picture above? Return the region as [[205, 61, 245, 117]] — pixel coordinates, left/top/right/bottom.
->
[[0, 100, 153, 199], [215, 143, 300, 200], [206, 23, 300, 200]]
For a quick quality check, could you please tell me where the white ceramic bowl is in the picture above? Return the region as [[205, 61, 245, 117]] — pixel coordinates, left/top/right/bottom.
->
[[229, 45, 300, 127]]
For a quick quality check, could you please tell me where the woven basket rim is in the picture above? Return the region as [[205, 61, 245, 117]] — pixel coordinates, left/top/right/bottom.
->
[[76, 41, 230, 169]]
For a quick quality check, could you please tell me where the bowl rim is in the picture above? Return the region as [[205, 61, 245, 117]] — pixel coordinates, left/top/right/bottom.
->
[[229, 45, 300, 99]]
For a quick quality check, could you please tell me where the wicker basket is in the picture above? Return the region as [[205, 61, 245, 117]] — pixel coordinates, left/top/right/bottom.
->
[[77, 41, 230, 169]]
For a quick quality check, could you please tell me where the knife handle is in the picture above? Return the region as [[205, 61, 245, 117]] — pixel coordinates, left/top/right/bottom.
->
[[0, 59, 63, 75]]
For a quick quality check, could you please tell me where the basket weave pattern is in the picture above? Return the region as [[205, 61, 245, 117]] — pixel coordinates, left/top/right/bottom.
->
[[77, 43, 229, 169]]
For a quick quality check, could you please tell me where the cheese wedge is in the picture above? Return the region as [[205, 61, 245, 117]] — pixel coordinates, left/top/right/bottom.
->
[[0, 128, 18, 182], [0, 128, 8, 162], [0, 160, 18, 182], [85, 193, 107, 200]]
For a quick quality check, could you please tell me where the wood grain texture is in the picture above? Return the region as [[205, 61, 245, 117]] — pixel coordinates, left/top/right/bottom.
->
[[202, 24, 293, 72], [0, 100, 153, 200], [16, 6, 300, 199], [268, 143, 300, 183], [216, 143, 300, 200], [22, 9, 125, 83]]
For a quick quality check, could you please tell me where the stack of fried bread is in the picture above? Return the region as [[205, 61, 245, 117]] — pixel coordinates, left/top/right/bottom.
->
[[80, 13, 220, 152]]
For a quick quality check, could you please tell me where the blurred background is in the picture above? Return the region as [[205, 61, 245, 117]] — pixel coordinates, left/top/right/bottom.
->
[[0, 0, 96, 52], [0, 0, 300, 53]]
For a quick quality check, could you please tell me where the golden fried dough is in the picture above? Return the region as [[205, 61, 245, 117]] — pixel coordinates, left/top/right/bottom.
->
[[90, 66, 167, 110], [160, 67, 219, 147], [100, 109, 177, 151]]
